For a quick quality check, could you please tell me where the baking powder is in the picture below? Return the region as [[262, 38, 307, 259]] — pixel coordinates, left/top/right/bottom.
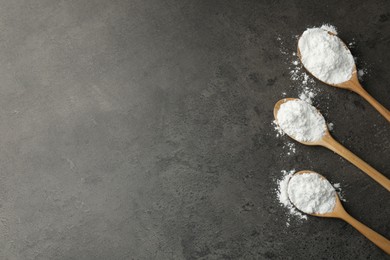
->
[[287, 173, 336, 214], [276, 99, 326, 142], [298, 26, 355, 84]]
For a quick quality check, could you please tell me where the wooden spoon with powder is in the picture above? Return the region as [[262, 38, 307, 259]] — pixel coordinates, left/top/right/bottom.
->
[[297, 26, 390, 122], [288, 170, 390, 254], [274, 98, 390, 192]]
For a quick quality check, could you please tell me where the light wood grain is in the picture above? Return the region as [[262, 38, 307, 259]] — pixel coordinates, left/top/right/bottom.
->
[[337, 72, 390, 122], [320, 134, 390, 192]]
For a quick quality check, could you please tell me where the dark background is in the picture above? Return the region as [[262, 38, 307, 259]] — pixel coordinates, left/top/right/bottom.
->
[[0, 0, 389, 259]]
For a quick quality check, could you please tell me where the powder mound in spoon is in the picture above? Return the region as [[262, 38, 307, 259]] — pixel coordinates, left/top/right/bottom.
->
[[288, 173, 336, 214], [298, 26, 355, 84], [277, 99, 326, 142]]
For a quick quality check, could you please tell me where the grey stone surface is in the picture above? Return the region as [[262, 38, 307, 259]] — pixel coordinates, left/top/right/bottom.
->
[[0, 0, 389, 259]]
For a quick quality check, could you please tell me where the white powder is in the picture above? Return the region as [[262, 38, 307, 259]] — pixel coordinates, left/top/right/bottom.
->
[[272, 121, 297, 155], [272, 120, 284, 137], [283, 141, 296, 155], [320, 24, 337, 34], [298, 26, 355, 84], [333, 183, 346, 202], [276, 170, 307, 225], [327, 122, 334, 131], [333, 183, 341, 189], [277, 99, 326, 142], [299, 86, 316, 104], [288, 173, 336, 214], [357, 69, 367, 81]]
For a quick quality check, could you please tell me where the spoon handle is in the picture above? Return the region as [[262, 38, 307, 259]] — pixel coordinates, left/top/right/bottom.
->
[[322, 136, 390, 192], [351, 82, 390, 122], [340, 212, 390, 254]]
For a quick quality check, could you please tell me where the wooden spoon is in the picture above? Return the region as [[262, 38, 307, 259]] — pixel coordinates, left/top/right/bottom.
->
[[297, 33, 390, 122], [288, 170, 390, 254], [274, 98, 390, 192]]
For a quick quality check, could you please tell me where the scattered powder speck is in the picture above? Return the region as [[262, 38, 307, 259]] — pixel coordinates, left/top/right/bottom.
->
[[272, 120, 284, 137], [277, 36, 289, 55], [302, 73, 309, 85], [290, 68, 300, 81], [273, 121, 297, 156], [357, 59, 370, 81], [327, 122, 334, 131], [357, 68, 368, 81], [283, 141, 296, 156], [299, 86, 317, 104], [333, 182, 346, 202], [276, 170, 307, 226]]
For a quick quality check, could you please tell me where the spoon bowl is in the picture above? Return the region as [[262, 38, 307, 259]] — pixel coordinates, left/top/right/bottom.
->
[[288, 170, 343, 218], [288, 170, 390, 254], [297, 30, 390, 121], [296, 32, 357, 90], [274, 98, 390, 192], [273, 98, 330, 146]]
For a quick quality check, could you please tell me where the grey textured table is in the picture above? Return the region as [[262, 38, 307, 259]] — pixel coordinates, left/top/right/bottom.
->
[[0, 0, 389, 259]]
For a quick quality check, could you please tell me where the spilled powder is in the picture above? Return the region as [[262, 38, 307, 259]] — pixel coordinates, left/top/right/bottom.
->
[[272, 120, 284, 138], [299, 86, 316, 104], [276, 170, 307, 226], [283, 141, 296, 156], [333, 183, 346, 202], [272, 120, 297, 156]]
